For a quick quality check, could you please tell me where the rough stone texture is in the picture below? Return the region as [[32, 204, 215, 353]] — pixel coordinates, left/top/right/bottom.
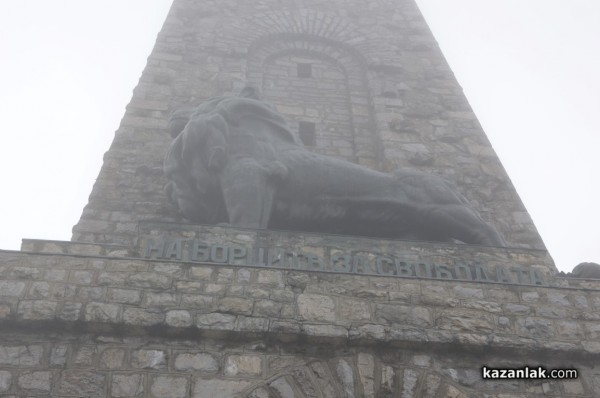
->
[[224, 355, 263, 377], [175, 353, 218, 372], [70, 0, 544, 252], [112, 373, 145, 397], [150, 375, 188, 398], [2, 0, 599, 396]]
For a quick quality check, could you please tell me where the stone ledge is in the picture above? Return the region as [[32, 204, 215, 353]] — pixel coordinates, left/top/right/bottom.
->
[[0, 317, 599, 363], [1, 250, 599, 360], [20, 239, 130, 258]]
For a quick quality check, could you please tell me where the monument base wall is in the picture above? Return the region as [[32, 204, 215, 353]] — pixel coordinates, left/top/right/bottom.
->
[[1, 226, 599, 396]]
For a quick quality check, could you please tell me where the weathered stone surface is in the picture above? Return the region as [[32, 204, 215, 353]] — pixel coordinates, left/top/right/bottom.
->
[[339, 298, 371, 321], [74, 345, 97, 366], [0, 371, 11, 393], [175, 353, 219, 372], [357, 353, 375, 396], [224, 355, 263, 376], [166, 310, 193, 327], [297, 294, 336, 322], [100, 348, 125, 369], [291, 367, 320, 398], [84, 302, 120, 322], [131, 349, 167, 369], [57, 371, 106, 398], [336, 359, 355, 398], [128, 272, 171, 289], [50, 345, 68, 367], [0, 345, 43, 366], [150, 375, 188, 398], [123, 308, 164, 326], [270, 377, 297, 398], [380, 365, 395, 396], [219, 297, 253, 315], [112, 373, 144, 397], [309, 362, 339, 397], [196, 313, 236, 330], [17, 371, 52, 392], [17, 300, 57, 320], [192, 379, 253, 397], [257, 270, 284, 286]]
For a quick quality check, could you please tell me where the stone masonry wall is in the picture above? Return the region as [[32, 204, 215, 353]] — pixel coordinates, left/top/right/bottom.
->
[[1, 243, 599, 396], [72, 0, 545, 250]]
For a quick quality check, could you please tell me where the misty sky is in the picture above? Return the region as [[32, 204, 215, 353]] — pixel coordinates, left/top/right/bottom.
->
[[0, 1, 598, 272]]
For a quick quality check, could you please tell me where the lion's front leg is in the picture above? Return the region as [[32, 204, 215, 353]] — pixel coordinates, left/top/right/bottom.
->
[[219, 158, 275, 229]]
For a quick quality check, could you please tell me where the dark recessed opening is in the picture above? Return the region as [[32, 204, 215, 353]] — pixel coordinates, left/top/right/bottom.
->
[[298, 121, 316, 146], [297, 63, 312, 78]]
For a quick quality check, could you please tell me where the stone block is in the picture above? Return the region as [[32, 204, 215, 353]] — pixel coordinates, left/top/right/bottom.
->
[[196, 313, 236, 330], [50, 345, 68, 367], [17, 300, 57, 320], [123, 308, 164, 326], [0, 304, 9, 319], [376, 304, 431, 327], [112, 373, 145, 397], [60, 301, 83, 321], [190, 266, 213, 280], [302, 324, 347, 338], [453, 285, 484, 299], [436, 309, 493, 333], [84, 302, 120, 322], [128, 272, 171, 289], [246, 286, 270, 299], [271, 289, 295, 302], [253, 299, 282, 317], [192, 379, 253, 397], [153, 263, 185, 276], [166, 310, 193, 327], [257, 270, 284, 286], [0, 371, 11, 393], [100, 348, 125, 369], [57, 371, 106, 398], [74, 346, 96, 366], [17, 371, 52, 392], [402, 369, 418, 398], [339, 298, 371, 321], [71, 270, 93, 284], [28, 281, 51, 298], [224, 355, 263, 376], [108, 288, 141, 304], [0, 345, 43, 366], [297, 294, 335, 322], [131, 349, 167, 369], [77, 286, 105, 300], [236, 316, 269, 332], [150, 375, 188, 398], [516, 317, 555, 339], [181, 294, 215, 311], [269, 377, 296, 398], [174, 353, 218, 372], [219, 297, 253, 315], [146, 292, 178, 307]]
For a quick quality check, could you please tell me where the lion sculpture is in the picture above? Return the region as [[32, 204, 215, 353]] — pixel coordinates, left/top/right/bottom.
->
[[164, 87, 506, 246]]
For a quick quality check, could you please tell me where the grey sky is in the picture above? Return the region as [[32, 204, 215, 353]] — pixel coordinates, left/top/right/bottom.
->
[[0, 1, 598, 272]]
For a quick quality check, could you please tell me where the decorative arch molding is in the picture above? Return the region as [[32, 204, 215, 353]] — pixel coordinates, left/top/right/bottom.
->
[[213, 9, 386, 57], [235, 356, 476, 398], [244, 32, 384, 169]]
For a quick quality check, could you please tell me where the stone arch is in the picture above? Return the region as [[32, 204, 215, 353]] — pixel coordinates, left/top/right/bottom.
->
[[245, 33, 382, 169], [236, 355, 478, 398]]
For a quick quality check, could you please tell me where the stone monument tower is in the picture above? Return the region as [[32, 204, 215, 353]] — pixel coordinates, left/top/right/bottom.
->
[[1, 0, 599, 396]]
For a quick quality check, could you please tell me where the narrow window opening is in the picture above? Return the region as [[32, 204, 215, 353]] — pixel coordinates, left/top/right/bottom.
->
[[298, 121, 316, 146], [297, 63, 312, 78]]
